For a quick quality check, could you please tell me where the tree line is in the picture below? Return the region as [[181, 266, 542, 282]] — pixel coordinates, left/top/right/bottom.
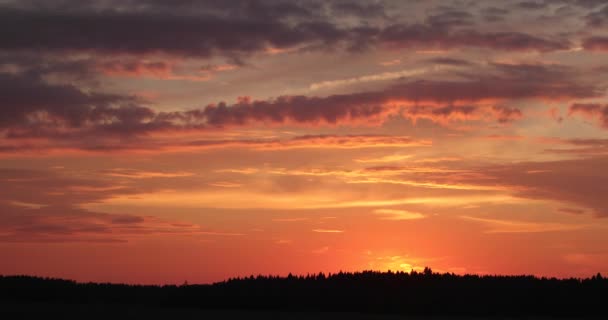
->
[[1, 268, 606, 316]]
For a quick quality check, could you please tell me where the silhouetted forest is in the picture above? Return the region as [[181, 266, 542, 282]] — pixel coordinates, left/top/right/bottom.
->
[[1, 268, 607, 316]]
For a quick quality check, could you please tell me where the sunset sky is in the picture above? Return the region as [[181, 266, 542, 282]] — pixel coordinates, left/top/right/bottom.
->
[[1, 0, 608, 284]]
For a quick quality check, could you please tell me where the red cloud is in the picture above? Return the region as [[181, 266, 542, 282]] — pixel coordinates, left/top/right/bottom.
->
[[491, 106, 523, 123], [99, 60, 212, 81], [381, 28, 569, 52], [473, 156, 608, 218], [0, 134, 430, 155], [0, 201, 233, 243], [0, 63, 601, 152], [569, 103, 608, 128], [0, 168, 240, 242], [582, 37, 608, 51], [100, 60, 172, 77]]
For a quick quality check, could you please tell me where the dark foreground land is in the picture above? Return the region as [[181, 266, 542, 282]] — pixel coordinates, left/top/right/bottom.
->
[[1, 269, 606, 318], [3, 303, 602, 320]]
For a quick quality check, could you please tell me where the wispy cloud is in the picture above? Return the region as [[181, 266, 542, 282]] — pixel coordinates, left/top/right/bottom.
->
[[309, 68, 430, 91], [312, 229, 344, 233], [214, 168, 260, 174], [373, 209, 425, 220], [102, 169, 194, 179], [355, 154, 412, 163], [208, 181, 242, 188], [312, 246, 330, 254], [273, 218, 308, 222], [379, 59, 401, 66], [461, 216, 586, 233]]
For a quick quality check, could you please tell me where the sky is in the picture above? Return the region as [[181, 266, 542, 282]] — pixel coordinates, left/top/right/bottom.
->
[[1, 0, 608, 284]]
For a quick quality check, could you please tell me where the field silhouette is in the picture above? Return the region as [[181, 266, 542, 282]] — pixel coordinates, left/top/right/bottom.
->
[[1, 268, 606, 317]]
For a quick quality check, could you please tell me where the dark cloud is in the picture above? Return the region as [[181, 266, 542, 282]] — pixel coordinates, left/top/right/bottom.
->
[[391, 68, 598, 103], [585, 4, 608, 27], [474, 157, 608, 217], [99, 60, 171, 76], [566, 138, 608, 147], [200, 94, 390, 127], [426, 10, 475, 28], [0, 68, 211, 137], [544, 148, 608, 155], [558, 207, 586, 215], [492, 106, 523, 123], [0, 7, 349, 58], [516, 0, 607, 10], [3, 0, 323, 22], [403, 105, 479, 124], [111, 215, 146, 224], [480, 7, 510, 22], [0, 167, 227, 242], [541, 137, 608, 156], [481, 7, 510, 16], [0, 63, 600, 145], [489, 62, 574, 81], [330, 1, 386, 18], [0, 1, 573, 60], [0, 52, 98, 82], [0, 168, 139, 205], [582, 36, 608, 51], [568, 103, 608, 128], [187, 68, 595, 128], [379, 26, 570, 52], [426, 57, 473, 66], [516, 1, 546, 10], [0, 201, 203, 243], [570, 0, 608, 8], [401, 104, 523, 125], [0, 72, 140, 129]]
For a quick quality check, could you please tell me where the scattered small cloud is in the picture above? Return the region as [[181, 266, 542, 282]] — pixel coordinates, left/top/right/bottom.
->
[[312, 246, 330, 254], [272, 218, 308, 222], [461, 216, 586, 233], [355, 154, 412, 163], [379, 59, 401, 66], [208, 181, 242, 188], [558, 207, 586, 215], [102, 169, 194, 179], [215, 168, 259, 174], [309, 68, 429, 91], [312, 229, 344, 233], [373, 209, 426, 220]]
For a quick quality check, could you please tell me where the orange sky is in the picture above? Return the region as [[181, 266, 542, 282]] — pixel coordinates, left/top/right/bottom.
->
[[1, 0, 608, 284]]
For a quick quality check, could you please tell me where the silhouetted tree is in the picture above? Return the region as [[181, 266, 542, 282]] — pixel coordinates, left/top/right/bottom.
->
[[1, 269, 607, 316], [423, 267, 433, 276]]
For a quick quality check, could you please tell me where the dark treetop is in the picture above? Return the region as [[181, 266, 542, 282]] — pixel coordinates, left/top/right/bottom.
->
[[1, 268, 607, 316]]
